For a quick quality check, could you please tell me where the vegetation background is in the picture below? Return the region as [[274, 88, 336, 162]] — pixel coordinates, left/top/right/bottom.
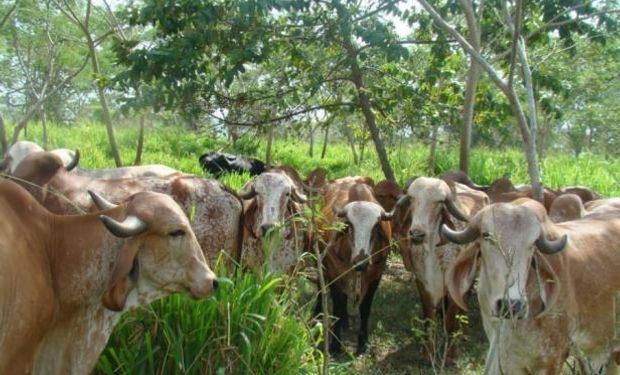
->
[[0, 0, 619, 373]]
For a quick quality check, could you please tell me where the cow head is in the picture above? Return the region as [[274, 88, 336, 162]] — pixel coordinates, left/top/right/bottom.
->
[[401, 177, 469, 247], [549, 193, 585, 223], [91, 191, 217, 311], [332, 201, 392, 271], [12, 150, 80, 187], [443, 200, 567, 320], [239, 172, 307, 238], [1, 140, 44, 174]]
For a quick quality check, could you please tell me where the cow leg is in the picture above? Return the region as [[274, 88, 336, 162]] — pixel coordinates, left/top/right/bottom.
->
[[329, 288, 348, 355], [356, 279, 380, 355], [442, 298, 462, 364]]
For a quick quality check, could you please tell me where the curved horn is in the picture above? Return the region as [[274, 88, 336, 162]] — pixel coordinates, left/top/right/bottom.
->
[[291, 186, 308, 203], [88, 190, 118, 210], [238, 181, 257, 200], [100, 215, 147, 238], [535, 232, 568, 254], [441, 223, 480, 245], [65, 149, 80, 171], [333, 204, 346, 218], [394, 194, 410, 209], [444, 195, 469, 222], [301, 181, 322, 194]]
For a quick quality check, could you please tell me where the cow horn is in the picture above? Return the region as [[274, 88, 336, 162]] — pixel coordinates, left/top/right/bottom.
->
[[535, 233, 568, 254], [238, 182, 257, 200], [394, 194, 410, 209], [445, 195, 469, 222], [441, 223, 479, 244], [291, 187, 308, 203], [333, 204, 346, 218], [65, 149, 80, 171], [88, 190, 118, 210], [100, 215, 147, 238], [301, 181, 322, 194]]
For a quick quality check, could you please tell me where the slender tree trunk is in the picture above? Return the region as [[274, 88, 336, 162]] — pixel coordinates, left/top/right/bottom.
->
[[458, 0, 483, 174], [77, 2, 121, 166], [265, 123, 274, 165], [42, 109, 48, 149], [308, 125, 315, 157], [344, 41, 395, 181], [321, 125, 329, 159], [0, 113, 7, 154], [428, 121, 439, 174], [343, 124, 358, 164], [134, 114, 145, 165], [360, 139, 366, 163]]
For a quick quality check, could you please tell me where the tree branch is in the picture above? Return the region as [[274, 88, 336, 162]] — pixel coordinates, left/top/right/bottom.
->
[[0, 0, 17, 29]]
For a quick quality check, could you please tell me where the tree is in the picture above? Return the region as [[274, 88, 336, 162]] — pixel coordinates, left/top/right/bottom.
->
[[416, 0, 618, 200]]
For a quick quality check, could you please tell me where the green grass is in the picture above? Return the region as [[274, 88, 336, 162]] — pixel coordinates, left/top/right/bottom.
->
[[4, 120, 620, 374]]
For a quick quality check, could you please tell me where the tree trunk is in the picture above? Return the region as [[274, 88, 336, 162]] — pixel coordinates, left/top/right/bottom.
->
[[458, 0, 482, 174], [308, 125, 315, 157], [42, 109, 48, 149], [134, 114, 145, 165], [265, 123, 274, 165], [343, 124, 359, 164], [344, 41, 395, 181], [360, 139, 366, 163], [0, 113, 7, 154], [321, 125, 329, 159], [428, 121, 439, 174]]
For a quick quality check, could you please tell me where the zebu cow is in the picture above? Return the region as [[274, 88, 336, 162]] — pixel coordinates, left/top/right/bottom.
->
[[391, 177, 489, 360], [12, 151, 242, 265], [443, 199, 620, 373], [238, 168, 308, 274], [199, 151, 266, 177], [0, 180, 217, 375], [550, 195, 620, 223], [1, 141, 178, 178], [314, 181, 392, 354]]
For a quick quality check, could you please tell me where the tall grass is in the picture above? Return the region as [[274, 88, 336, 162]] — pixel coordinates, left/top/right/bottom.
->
[[96, 259, 318, 375]]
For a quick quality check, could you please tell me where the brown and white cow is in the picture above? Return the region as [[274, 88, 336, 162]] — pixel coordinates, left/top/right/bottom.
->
[[391, 177, 489, 360], [443, 199, 620, 373], [314, 181, 392, 354], [0, 180, 217, 375], [0, 141, 178, 179], [238, 168, 309, 274], [12, 151, 242, 265]]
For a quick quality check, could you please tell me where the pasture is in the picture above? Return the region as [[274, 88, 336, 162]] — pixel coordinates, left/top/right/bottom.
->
[[7, 121, 620, 374]]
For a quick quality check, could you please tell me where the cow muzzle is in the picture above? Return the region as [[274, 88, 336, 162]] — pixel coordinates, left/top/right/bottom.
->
[[352, 253, 369, 272], [189, 269, 218, 299], [493, 298, 527, 319], [409, 229, 426, 244], [261, 223, 275, 238]]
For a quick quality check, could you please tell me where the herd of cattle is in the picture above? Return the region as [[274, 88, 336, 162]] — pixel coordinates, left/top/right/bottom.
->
[[1, 140, 620, 374]]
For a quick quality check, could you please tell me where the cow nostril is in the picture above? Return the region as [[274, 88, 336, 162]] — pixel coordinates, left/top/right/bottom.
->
[[495, 298, 525, 319], [261, 224, 274, 237], [410, 229, 426, 244], [212, 279, 219, 291]]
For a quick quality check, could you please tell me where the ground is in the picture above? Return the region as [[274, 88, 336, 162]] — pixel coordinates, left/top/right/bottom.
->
[[322, 253, 487, 374]]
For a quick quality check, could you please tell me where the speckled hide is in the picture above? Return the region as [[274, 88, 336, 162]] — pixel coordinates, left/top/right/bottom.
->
[[241, 201, 306, 274], [12, 152, 242, 265]]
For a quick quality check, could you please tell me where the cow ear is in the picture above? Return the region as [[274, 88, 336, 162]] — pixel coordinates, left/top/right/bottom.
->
[[438, 207, 455, 246], [532, 252, 561, 318], [102, 244, 140, 311], [243, 200, 259, 238], [446, 243, 480, 311]]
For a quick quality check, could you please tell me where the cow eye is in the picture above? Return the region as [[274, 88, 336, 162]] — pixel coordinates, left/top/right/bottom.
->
[[482, 232, 492, 240], [168, 229, 186, 237]]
